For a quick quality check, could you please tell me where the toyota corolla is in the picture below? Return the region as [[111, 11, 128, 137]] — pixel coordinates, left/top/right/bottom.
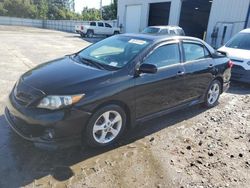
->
[[5, 34, 232, 149]]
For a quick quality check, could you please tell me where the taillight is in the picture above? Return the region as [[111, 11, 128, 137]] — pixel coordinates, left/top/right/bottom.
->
[[81, 26, 84, 30], [228, 60, 233, 68]]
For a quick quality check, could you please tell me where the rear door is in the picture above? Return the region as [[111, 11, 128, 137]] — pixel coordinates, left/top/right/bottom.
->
[[181, 40, 214, 100], [96, 22, 104, 34], [135, 41, 188, 119]]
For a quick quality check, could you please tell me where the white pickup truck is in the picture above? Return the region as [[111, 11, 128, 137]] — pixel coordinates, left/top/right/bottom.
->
[[75, 21, 120, 38]]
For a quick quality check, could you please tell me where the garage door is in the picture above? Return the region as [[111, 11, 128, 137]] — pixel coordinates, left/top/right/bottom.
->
[[125, 5, 142, 33]]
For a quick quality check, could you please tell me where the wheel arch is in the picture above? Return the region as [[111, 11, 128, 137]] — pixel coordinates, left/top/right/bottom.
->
[[85, 100, 133, 131]]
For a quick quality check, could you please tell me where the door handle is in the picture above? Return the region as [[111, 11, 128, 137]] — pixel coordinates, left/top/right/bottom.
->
[[177, 71, 185, 76], [208, 64, 213, 68]]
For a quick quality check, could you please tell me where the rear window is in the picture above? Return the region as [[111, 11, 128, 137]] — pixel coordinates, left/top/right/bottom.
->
[[225, 33, 250, 50]]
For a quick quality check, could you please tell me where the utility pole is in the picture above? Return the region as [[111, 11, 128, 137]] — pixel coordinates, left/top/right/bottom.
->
[[100, 0, 103, 19]]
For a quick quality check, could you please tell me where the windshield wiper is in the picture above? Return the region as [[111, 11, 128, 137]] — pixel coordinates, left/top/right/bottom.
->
[[78, 56, 105, 70]]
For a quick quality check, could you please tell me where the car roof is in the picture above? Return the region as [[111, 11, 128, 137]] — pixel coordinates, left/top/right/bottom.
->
[[121, 33, 203, 43], [120, 33, 215, 53], [240, 28, 250, 33], [147, 25, 182, 29]]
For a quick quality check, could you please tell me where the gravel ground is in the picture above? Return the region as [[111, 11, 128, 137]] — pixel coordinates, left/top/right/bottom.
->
[[0, 26, 249, 188]]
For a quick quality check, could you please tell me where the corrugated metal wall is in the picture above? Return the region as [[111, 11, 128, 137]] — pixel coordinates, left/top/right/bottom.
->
[[118, 0, 250, 47], [205, 0, 250, 47], [117, 0, 181, 32]]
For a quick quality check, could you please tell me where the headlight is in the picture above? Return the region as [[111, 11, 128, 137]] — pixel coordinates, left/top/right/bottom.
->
[[37, 94, 85, 110]]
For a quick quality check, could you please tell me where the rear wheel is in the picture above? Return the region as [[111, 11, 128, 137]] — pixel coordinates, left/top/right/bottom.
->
[[85, 105, 126, 147], [204, 80, 221, 108], [86, 30, 94, 38]]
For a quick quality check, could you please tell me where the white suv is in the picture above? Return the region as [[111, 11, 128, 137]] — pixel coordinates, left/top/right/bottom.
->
[[218, 28, 250, 83], [75, 21, 120, 38]]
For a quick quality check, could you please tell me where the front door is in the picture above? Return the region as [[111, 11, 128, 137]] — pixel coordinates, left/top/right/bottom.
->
[[135, 41, 187, 119]]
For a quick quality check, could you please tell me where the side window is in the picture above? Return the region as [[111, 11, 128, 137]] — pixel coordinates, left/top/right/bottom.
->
[[98, 22, 104, 27], [105, 23, 112, 28], [204, 47, 211, 57], [183, 42, 206, 61], [90, 22, 96, 26], [159, 29, 169, 34], [144, 43, 180, 68], [169, 30, 176, 35]]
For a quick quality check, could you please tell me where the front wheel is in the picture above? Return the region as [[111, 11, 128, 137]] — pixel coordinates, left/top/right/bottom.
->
[[204, 80, 221, 108], [85, 105, 126, 147], [86, 30, 94, 38]]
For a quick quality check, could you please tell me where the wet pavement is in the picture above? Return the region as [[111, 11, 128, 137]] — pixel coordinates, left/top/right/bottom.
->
[[0, 26, 250, 188]]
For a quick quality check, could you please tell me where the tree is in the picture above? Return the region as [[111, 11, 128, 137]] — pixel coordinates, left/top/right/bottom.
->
[[102, 0, 117, 20], [0, 0, 82, 20], [81, 7, 101, 21]]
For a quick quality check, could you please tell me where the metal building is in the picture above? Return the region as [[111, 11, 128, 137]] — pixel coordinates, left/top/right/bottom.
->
[[117, 0, 250, 48]]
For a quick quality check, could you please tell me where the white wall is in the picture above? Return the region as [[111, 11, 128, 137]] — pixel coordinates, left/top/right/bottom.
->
[[206, 0, 250, 46], [117, 0, 182, 32]]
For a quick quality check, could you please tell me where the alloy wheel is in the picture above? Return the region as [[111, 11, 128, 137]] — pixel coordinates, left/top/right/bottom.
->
[[207, 83, 220, 105], [92, 110, 122, 144]]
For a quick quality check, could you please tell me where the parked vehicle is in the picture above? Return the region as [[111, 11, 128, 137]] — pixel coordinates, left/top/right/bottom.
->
[[5, 34, 231, 149], [75, 21, 120, 38], [142, 25, 185, 36], [218, 28, 250, 83]]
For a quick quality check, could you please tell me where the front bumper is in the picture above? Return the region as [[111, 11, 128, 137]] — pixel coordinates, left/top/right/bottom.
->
[[4, 93, 92, 150], [231, 65, 250, 84]]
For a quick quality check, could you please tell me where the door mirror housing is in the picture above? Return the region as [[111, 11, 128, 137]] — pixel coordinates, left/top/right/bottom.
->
[[138, 64, 157, 74]]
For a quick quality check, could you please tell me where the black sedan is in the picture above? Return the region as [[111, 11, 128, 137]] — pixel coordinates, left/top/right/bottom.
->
[[5, 34, 232, 149]]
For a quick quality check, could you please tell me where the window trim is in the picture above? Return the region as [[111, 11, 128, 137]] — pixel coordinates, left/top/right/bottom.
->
[[181, 40, 212, 63], [142, 40, 182, 69]]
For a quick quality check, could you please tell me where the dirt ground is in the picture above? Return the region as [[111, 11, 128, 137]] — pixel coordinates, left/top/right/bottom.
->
[[0, 26, 249, 188]]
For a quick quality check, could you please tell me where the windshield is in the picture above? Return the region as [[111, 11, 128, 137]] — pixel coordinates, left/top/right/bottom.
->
[[142, 27, 160, 34], [225, 33, 250, 50], [77, 36, 151, 69]]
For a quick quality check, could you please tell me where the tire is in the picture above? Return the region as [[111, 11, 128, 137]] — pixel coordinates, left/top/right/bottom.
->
[[113, 31, 120, 35], [85, 105, 126, 147], [86, 30, 94, 38], [80, 33, 85, 38], [204, 80, 222, 108]]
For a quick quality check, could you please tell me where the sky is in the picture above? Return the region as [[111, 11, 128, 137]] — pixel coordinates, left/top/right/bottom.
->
[[75, 0, 112, 13]]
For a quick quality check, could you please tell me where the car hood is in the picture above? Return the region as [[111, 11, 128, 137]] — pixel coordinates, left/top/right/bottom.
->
[[21, 56, 112, 95], [218, 46, 250, 60]]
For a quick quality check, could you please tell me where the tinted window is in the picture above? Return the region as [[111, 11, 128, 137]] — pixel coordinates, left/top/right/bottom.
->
[[144, 43, 180, 68], [142, 27, 160, 34], [183, 43, 206, 61], [98, 22, 104, 27], [225, 33, 250, 50], [159, 29, 169, 34], [169, 30, 176, 35], [90, 22, 96, 26], [105, 23, 112, 28]]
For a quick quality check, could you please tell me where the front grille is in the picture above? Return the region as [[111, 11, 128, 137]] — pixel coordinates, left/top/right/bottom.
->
[[13, 80, 44, 106], [14, 87, 33, 105]]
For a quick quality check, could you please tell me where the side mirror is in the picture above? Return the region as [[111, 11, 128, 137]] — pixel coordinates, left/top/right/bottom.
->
[[138, 63, 157, 74]]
